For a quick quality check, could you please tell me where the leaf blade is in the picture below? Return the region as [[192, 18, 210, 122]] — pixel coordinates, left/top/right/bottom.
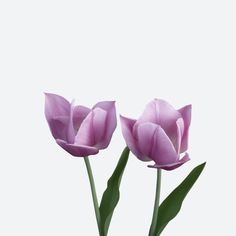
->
[[155, 162, 206, 236], [99, 147, 130, 236]]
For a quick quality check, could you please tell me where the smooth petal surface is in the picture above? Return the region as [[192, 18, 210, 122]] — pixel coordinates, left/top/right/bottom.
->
[[74, 110, 95, 146], [45, 93, 71, 140], [136, 122, 158, 160], [136, 99, 181, 139], [56, 139, 99, 157], [66, 104, 76, 144], [94, 101, 117, 149], [120, 115, 146, 161], [74, 107, 109, 148], [175, 118, 184, 154], [45, 93, 70, 119], [178, 105, 192, 152], [92, 108, 107, 148], [137, 123, 178, 165], [46, 116, 69, 140], [148, 153, 190, 170], [93, 101, 115, 111], [72, 105, 91, 131]]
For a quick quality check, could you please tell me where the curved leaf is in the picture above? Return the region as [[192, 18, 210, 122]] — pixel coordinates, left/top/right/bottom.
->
[[99, 147, 130, 236], [155, 162, 206, 236]]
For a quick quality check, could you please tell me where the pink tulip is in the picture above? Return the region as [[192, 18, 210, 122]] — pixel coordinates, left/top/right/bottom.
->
[[120, 99, 191, 170], [45, 93, 117, 157]]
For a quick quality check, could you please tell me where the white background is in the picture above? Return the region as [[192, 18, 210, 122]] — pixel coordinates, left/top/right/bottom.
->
[[0, 0, 235, 235]]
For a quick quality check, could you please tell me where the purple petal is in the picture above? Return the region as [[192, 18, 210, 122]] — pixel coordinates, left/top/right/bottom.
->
[[66, 105, 76, 144], [136, 99, 181, 140], [45, 93, 71, 140], [74, 110, 95, 146], [45, 93, 70, 119], [178, 105, 192, 152], [175, 118, 184, 154], [46, 116, 69, 140], [148, 153, 190, 170], [136, 122, 158, 160], [137, 123, 178, 164], [73, 105, 91, 131], [120, 115, 147, 161], [93, 101, 115, 111], [56, 139, 99, 157], [92, 108, 108, 148], [74, 107, 108, 147], [94, 101, 117, 149]]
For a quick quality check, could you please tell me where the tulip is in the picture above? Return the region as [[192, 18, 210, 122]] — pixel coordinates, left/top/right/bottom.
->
[[120, 99, 191, 170], [45, 93, 117, 157]]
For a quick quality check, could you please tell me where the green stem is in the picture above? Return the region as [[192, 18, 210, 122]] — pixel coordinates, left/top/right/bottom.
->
[[149, 169, 162, 236], [84, 157, 102, 235]]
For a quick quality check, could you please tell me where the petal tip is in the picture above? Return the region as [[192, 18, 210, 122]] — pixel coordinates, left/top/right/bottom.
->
[[148, 153, 190, 171]]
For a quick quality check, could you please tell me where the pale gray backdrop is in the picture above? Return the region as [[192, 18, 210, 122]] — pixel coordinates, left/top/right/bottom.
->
[[0, 0, 235, 235]]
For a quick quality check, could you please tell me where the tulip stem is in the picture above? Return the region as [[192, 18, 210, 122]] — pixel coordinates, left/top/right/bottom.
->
[[84, 157, 102, 235], [149, 169, 162, 236]]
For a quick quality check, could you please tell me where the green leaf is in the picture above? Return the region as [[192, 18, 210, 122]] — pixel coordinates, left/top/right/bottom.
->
[[99, 147, 130, 236], [155, 162, 206, 236]]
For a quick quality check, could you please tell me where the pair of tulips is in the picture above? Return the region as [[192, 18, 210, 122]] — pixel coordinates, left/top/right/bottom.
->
[[45, 93, 190, 169], [45, 93, 205, 236]]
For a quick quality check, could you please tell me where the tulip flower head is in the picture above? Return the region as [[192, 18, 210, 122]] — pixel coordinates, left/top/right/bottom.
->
[[45, 93, 117, 157], [120, 99, 191, 170]]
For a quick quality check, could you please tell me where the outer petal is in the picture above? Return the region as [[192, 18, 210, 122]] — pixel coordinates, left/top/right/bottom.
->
[[148, 153, 190, 170], [120, 115, 148, 161], [136, 122, 158, 159], [92, 108, 107, 148], [93, 101, 117, 148], [175, 118, 184, 154], [45, 93, 70, 119], [66, 104, 76, 144], [74, 110, 95, 146], [56, 139, 99, 157], [72, 105, 91, 132], [45, 93, 70, 140], [74, 107, 108, 148], [47, 116, 69, 141], [136, 99, 181, 140], [93, 101, 115, 111], [178, 105, 192, 152], [137, 123, 178, 164]]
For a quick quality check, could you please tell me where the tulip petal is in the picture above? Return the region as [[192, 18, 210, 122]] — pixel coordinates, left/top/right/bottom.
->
[[56, 139, 99, 157], [45, 93, 71, 140], [148, 153, 190, 170], [75, 107, 108, 147], [120, 115, 147, 161], [175, 118, 184, 154], [45, 93, 70, 119], [47, 116, 69, 140], [93, 101, 115, 111], [72, 105, 91, 131], [136, 99, 181, 139], [178, 105, 192, 152], [137, 123, 178, 164], [136, 122, 158, 159], [66, 104, 76, 144], [94, 101, 117, 148], [92, 108, 107, 148], [74, 110, 95, 146]]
